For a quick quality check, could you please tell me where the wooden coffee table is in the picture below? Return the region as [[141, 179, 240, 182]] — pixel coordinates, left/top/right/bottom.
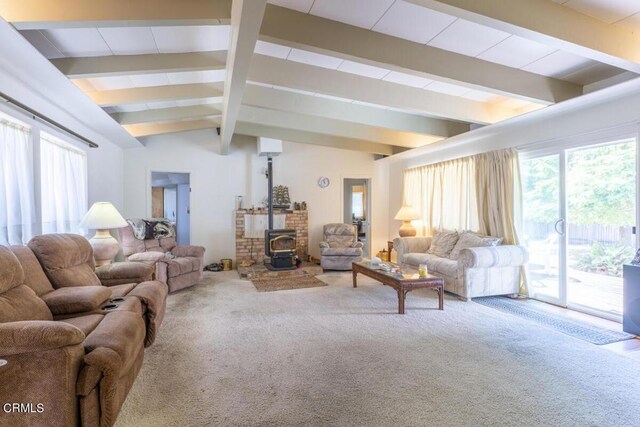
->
[[352, 261, 444, 314]]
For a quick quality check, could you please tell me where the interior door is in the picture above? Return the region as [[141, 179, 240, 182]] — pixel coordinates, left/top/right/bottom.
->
[[521, 153, 566, 305]]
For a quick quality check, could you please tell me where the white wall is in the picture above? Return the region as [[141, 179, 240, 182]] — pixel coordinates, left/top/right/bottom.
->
[[122, 132, 387, 263]]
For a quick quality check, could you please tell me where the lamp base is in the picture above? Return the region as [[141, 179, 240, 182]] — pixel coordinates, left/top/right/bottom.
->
[[89, 229, 120, 266], [398, 221, 417, 237]]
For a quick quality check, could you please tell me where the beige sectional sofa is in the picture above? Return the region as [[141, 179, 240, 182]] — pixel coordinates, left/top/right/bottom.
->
[[393, 232, 528, 300]]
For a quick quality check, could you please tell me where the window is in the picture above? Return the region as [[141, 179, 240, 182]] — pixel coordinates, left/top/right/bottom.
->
[[0, 111, 88, 245], [0, 117, 36, 245], [40, 133, 88, 234]]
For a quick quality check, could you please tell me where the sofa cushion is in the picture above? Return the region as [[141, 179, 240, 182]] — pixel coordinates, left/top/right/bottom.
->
[[449, 232, 503, 260], [107, 283, 137, 298], [323, 224, 356, 248], [84, 310, 145, 374], [40, 286, 112, 316], [0, 245, 24, 294], [60, 314, 104, 336], [28, 234, 101, 288], [0, 284, 53, 322], [10, 245, 54, 297], [427, 230, 459, 258], [427, 257, 458, 278], [404, 252, 440, 267], [321, 247, 363, 256], [95, 262, 153, 285], [166, 257, 199, 278]]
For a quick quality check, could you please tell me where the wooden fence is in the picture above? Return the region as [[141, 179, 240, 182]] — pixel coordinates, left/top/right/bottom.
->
[[524, 222, 635, 246]]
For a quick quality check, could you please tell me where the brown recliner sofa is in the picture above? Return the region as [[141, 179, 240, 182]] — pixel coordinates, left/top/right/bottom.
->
[[0, 234, 168, 427], [119, 224, 205, 293]]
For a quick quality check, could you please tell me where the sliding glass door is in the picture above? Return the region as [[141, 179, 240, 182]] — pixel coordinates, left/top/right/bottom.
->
[[521, 154, 564, 305], [565, 141, 636, 318], [520, 138, 637, 320]]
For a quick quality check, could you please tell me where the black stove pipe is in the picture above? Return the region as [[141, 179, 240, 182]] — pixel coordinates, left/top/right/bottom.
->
[[267, 155, 273, 230]]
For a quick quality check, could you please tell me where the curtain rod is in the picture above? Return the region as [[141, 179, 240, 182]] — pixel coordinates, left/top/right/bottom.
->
[[0, 91, 99, 148]]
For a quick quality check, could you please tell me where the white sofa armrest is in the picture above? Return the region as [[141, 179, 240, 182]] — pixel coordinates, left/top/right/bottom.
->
[[458, 245, 529, 269], [393, 237, 432, 263]]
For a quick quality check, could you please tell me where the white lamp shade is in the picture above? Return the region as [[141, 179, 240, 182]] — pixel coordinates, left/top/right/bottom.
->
[[80, 202, 128, 230], [394, 205, 420, 221]]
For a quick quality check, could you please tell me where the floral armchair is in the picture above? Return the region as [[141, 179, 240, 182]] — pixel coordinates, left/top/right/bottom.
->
[[319, 223, 363, 270]]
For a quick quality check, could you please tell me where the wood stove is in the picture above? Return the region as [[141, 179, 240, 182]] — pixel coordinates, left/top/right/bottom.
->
[[264, 155, 296, 270], [265, 229, 296, 269]]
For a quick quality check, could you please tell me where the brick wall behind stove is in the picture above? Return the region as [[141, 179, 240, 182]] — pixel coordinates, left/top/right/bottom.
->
[[235, 210, 309, 263]]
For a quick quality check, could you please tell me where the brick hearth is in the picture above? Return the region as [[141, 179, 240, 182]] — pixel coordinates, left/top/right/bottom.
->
[[235, 209, 309, 265]]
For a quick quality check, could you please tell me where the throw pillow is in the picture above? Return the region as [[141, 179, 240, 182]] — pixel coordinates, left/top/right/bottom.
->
[[427, 230, 459, 258], [143, 220, 158, 239], [449, 231, 504, 260]]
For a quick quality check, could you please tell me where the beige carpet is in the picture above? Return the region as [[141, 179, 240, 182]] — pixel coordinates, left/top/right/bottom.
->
[[117, 271, 640, 426], [252, 274, 327, 292]]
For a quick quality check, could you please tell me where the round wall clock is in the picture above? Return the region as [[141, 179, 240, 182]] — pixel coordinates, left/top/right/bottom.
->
[[318, 176, 330, 188]]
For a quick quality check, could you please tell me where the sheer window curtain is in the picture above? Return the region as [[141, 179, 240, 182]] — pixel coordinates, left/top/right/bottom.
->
[[403, 157, 478, 235], [40, 134, 88, 234], [0, 119, 36, 245]]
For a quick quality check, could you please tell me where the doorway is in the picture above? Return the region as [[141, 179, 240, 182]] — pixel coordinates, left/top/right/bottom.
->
[[521, 138, 637, 320], [343, 178, 371, 258], [151, 172, 191, 246]]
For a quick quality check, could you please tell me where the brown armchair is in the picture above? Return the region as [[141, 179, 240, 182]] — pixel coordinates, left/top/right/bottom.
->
[[119, 224, 205, 293], [319, 223, 364, 270]]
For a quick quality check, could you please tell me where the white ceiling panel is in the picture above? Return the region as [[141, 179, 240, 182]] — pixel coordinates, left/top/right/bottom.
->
[[309, 0, 395, 29], [424, 80, 471, 96], [177, 97, 224, 107], [352, 100, 389, 109], [272, 85, 317, 96], [113, 104, 149, 113], [495, 97, 533, 110], [268, 0, 315, 13], [254, 40, 291, 59], [313, 92, 353, 103], [522, 50, 594, 78], [459, 89, 505, 103], [167, 70, 226, 85], [372, 1, 456, 44], [616, 12, 640, 31], [130, 73, 171, 87], [562, 0, 640, 24], [287, 48, 343, 69], [85, 75, 134, 90], [337, 60, 390, 78], [428, 19, 510, 57], [151, 25, 230, 53], [247, 81, 274, 88], [72, 79, 96, 92], [382, 71, 432, 88], [478, 35, 556, 69], [41, 28, 112, 57], [98, 27, 158, 55], [146, 100, 179, 110], [20, 30, 65, 59]]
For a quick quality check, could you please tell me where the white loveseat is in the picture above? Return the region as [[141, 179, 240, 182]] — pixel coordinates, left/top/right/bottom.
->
[[393, 236, 529, 300]]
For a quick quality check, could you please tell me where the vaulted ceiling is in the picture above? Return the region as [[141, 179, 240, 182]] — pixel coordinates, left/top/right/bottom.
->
[[1, 0, 639, 156]]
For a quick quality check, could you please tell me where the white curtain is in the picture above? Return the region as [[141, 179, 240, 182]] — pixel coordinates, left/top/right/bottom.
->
[[403, 156, 478, 235], [0, 119, 36, 245], [40, 134, 88, 234]]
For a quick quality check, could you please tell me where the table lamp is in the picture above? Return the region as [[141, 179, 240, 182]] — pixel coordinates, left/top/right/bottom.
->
[[80, 202, 128, 266], [394, 205, 420, 237]]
